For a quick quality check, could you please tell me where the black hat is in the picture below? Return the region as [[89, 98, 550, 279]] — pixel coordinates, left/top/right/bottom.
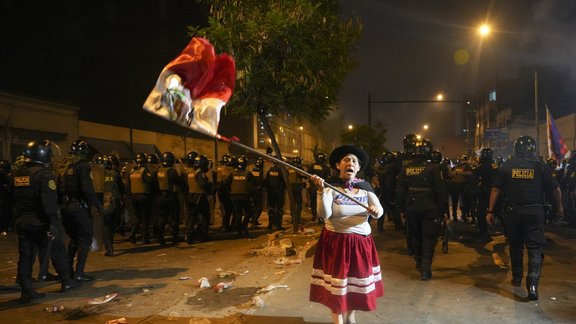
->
[[329, 145, 368, 170]]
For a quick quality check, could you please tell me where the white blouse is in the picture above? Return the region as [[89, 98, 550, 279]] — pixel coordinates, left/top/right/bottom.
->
[[317, 187, 384, 235]]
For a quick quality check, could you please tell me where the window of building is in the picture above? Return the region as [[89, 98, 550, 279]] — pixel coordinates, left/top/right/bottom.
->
[[488, 90, 497, 102]]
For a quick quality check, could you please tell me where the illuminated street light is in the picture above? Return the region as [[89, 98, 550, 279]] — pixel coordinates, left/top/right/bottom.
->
[[416, 134, 422, 140], [436, 93, 444, 101], [478, 23, 491, 37], [423, 124, 429, 130], [347, 124, 354, 130]]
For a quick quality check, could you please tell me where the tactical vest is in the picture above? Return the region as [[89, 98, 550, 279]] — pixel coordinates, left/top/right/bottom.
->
[[12, 166, 42, 214], [104, 170, 120, 199], [157, 167, 171, 192], [287, 168, 299, 185], [130, 167, 150, 194], [505, 159, 545, 205], [267, 167, 284, 187], [91, 163, 106, 194], [230, 169, 250, 194], [60, 161, 80, 198], [187, 168, 204, 194]]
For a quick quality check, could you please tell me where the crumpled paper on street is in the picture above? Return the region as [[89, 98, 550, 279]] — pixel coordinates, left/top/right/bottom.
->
[[273, 257, 303, 265], [198, 277, 211, 288], [105, 318, 127, 324], [213, 280, 234, 293], [257, 284, 288, 294]]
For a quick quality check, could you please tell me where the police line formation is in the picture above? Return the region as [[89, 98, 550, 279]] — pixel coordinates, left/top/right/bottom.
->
[[1, 133, 573, 304]]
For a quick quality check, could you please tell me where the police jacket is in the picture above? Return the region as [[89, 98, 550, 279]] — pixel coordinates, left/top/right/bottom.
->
[[474, 161, 498, 195], [307, 163, 330, 189], [185, 167, 211, 195], [266, 165, 286, 195], [59, 158, 102, 210], [129, 165, 153, 195], [157, 167, 182, 194], [12, 163, 59, 227], [226, 168, 253, 198], [493, 157, 559, 206], [397, 157, 447, 213]]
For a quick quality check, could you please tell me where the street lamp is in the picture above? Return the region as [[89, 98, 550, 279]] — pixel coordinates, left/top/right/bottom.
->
[[347, 124, 354, 131], [478, 23, 491, 37], [298, 126, 303, 158], [436, 93, 444, 101], [423, 124, 429, 131]]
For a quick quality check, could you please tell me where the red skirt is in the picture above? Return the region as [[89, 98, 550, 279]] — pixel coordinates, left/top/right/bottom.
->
[[309, 228, 384, 313]]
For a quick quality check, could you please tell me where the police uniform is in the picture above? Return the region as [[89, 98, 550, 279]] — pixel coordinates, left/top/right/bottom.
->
[[156, 165, 182, 244], [490, 151, 560, 299], [249, 163, 265, 226], [266, 164, 286, 230], [128, 164, 154, 243], [397, 148, 447, 280], [307, 158, 330, 222], [13, 140, 80, 303], [225, 167, 254, 237], [183, 165, 212, 243], [287, 167, 304, 226], [59, 156, 103, 281], [474, 157, 498, 239], [102, 164, 124, 255], [215, 162, 234, 231]]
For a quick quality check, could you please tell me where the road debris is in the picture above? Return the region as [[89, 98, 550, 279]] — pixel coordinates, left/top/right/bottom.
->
[[198, 277, 211, 288], [88, 292, 118, 305], [257, 284, 289, 294], [213, 280, 234, 293]]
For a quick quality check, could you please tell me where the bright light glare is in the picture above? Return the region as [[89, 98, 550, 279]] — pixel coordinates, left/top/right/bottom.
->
[[416, 134, 422, 139], [348, 124, 354, 130], [423, 124, 429, 130], [436, 94, 444, 101], [478, 24, 491, 37]]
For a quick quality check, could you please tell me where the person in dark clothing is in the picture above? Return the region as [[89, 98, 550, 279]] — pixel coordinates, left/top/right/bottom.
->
[[397, 139, 447, 280], [266, 162, 286, 230], [397, 133, 418, 255], [101, 155, 124, 255], [487, 135, 563, 301], [224, 155, 254, 237], [307, 153, 330, 223], [156, 151, 183, 245], [183, 153, 213, 243], [13, 140, 80, 303], [375, 151, 401, 231], [59, 139, 103, 282], [128, 153, 154, 244], [250, 157, 265, 226], [473, 147, 498, 240]]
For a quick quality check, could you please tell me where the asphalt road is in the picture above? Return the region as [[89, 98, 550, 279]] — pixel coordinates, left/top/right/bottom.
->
[[0, 212, 575, 324]]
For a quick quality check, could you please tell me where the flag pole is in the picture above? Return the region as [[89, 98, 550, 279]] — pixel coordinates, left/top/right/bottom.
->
[[218, 135, 370, 210]]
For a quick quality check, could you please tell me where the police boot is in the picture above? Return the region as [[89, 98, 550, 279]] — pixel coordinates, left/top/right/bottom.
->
[[129, 227, 138, 243], [414, 256, 422, 271], [74, 246, 95, 282], [19, 279, 45, 303], [61, 278, 82, 292], [420, 259, 432, 281], [526, 251, 543, 300]]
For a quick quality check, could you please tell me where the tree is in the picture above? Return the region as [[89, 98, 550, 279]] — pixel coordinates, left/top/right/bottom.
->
[[340, 122, 387, 166], [188, 0, 362, 123]]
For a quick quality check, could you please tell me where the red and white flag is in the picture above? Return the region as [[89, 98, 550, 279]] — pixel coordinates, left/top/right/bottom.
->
[[143, 37, 235, 137]]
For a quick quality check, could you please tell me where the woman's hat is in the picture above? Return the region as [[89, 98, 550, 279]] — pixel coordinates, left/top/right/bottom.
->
[[329, 145, 368, 170]]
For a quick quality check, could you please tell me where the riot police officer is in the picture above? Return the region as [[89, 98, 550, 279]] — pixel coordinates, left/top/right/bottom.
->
[[287, 157, 305, 226], [128, 152, 154, 244], [397, 134, 418, 254], [183, 153, 213, 243], [561, 151, 576, 226], [101, 155, 124, 255], [474, 147, 498, 240], [225, 155, 254, 237], [156, 151, 183, 245], [487, 136, 563, 300], [376, 151, 401, 231], [266, 162, 286, 230], [216, 154, 235, 231], [13, 140, 80, 302], [307, 153, 330, 222], [59, 139, 103, 281], [250, 157, 265, 226], [397, 139, 447, 280]]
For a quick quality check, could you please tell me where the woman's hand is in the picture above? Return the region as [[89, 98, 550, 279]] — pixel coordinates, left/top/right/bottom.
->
[[310, 175, 325, 192], [367, 205, 379, 216]]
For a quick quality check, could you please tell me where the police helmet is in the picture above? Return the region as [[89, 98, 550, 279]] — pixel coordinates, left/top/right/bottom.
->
[[430, 150, 443, 164], [413, 139, 433, 158], [23, 140, 53, 165], [135, 152, 148, 165], [236, 155, 248, 170], [315, 153, 327, 164], [108, 154, 120, 169], [102, 155, 113, 170], [0, 160, 11, 172], [93, 153, 105, 164], [225, 155, 237, 167], [193, 154, 210, 172], [70, 139, 89, 158], [220, 154, 232, 165], [147, 153, 160, 164], [379, 151, 395, 166], [291, 156, 303, 168], [479, 147, 493, 162], [403, 134, 418, 154], [255, 157, 264, 168], [441, 158, 452, 168], [513, 135, 536, 157], [186, 151, 199, 166], [161, 151, 176, 167]]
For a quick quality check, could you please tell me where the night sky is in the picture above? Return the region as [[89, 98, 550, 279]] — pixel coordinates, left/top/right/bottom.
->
[[339, 0, 576, 150], [2, 1, 576, 151]]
